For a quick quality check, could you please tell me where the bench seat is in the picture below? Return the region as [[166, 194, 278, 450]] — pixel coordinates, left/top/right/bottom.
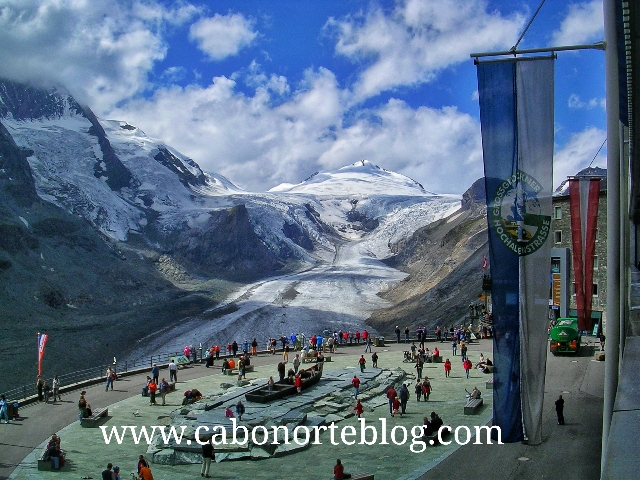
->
[[485, 377, 493, 389], [424, 425, 452, 445], [37, 447, 66, 471], [464, 398, 483, 415], [351, 474, 374, 480], [81, 407, 108, 427]]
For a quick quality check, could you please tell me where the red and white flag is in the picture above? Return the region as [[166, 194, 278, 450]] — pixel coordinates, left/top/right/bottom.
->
[[37, 332, 48, 376], [569, 178, 601, 332]]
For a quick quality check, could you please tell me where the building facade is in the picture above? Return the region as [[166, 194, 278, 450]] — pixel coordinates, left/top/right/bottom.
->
[[550, 188, 608, 331]]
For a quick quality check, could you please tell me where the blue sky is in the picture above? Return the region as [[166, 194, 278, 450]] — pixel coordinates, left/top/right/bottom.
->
[[0, 0, 606, 193]]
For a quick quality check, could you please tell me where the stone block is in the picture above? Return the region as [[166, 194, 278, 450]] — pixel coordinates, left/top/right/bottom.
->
[[153, 448, 175, 466]]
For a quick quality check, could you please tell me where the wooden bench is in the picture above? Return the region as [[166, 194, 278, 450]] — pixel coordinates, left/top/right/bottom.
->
[[81, 407, 108, 427], [431, 356, 442, 363], [464, 398, 483, 415], [244, 365, 255, 373], [350, 474, 374, 480], [223, 369, 238, 376], [37, 447, 65, 471], [485, 377, 493, 389]]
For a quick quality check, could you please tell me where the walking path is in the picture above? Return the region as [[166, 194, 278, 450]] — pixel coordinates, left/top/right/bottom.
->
[[0, 337, 603, 480]]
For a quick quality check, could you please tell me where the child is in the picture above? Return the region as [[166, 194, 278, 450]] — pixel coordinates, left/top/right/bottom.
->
[[354, 400, 363, 418], [392, 395, 401, 417], [225, 406, 235, 418], [267, 376, 275, 391], [444, 358, 452, 378]]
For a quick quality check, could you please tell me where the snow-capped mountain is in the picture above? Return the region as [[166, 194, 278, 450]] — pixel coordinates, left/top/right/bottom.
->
[[0, 79, 480, 392], [270, 159, 433, 196]]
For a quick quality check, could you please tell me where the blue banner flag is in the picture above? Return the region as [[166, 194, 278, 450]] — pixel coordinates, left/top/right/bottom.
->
[[477, 57, 554, 444]]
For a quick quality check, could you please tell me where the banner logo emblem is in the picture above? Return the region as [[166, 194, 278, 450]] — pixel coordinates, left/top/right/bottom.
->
[[489, 169, 550, 256]]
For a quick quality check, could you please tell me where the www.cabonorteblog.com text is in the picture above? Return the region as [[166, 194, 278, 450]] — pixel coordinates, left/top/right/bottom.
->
[[99, 419, 503, 453]]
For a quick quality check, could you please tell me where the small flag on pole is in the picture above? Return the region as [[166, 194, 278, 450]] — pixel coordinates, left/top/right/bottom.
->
[[482, 255, 488, 270], [37, 332, 49, 376]]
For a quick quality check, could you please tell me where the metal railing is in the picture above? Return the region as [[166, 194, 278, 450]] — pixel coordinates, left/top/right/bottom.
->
[[1, 350, 190, 403]]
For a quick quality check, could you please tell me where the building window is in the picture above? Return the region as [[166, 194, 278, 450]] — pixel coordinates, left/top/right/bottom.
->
[[554, 231, 562, 244], [593, 255, 599, 270], [592, 283, 598, 297], [554, 206, 562, 219]]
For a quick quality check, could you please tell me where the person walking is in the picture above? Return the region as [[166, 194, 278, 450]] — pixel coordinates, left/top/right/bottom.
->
[[444, 358, 452, 378], [555, 395, 565, 425], [399, 383, 410, 415], [422, 378, 431, 401], [363, 334, 372, 353], [236, 400, 245, 420], [52, 375, 62, 402], [148, 380, 157, 406], [36, 375, 44, 402], [451, 339, 457, 356], [386, 385, 397, 414], [151, 363, 160, 384], [0, 395, 9, 423], [168, 359, 178, 383], [105, 366, 115, 391], [463, 358, 472, 379], [372, 351, 378, 368], [358, 355, 366, 372], [351, 375, 361, 399], [395, 326, 401, 343], [354, 400, 364, 419], [414, 382, 422, 402], [201, 438, 214, 478], [404, 326, 410, 343], [415, 358, 423, 380], [159, 378, 170, 406], [293, 354, 301, 373]]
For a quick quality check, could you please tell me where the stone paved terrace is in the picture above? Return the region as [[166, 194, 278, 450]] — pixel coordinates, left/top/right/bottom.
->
[[3, 335, 605, 480]]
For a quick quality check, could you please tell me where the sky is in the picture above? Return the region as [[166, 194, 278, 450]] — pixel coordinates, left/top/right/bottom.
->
[[0, 0, 607, 194]]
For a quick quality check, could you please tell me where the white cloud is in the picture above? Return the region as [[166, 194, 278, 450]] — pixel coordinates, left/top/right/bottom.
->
[[568, 93, 605, 110], [189, 13, 258, 60], [0, 0, 198, 111], [326, 0, 525, 101], [111, 68, 483, 194], [551, 1, 603, 46], [553, 126, 606, 188]]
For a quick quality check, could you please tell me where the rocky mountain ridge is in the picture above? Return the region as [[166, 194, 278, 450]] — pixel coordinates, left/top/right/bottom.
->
[[0, 79, 487, 391]]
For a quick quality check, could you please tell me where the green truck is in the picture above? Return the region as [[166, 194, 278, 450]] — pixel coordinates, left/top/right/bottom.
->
[[549, 317, 581, 354]]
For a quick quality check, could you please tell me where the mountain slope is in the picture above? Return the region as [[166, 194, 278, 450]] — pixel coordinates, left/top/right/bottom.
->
[[0, 78, 478, 392]]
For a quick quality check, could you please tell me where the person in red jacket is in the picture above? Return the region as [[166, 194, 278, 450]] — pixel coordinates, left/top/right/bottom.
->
[[354, 400, 363, 418], [444, 358, 452, 378], [351, 375, 360, 399], [148, 381, 157, 406], [333, 458, 351, 479], [294, 373, 302, 394], [463, 358, 473, 378], [386, 385, 397, 414]]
